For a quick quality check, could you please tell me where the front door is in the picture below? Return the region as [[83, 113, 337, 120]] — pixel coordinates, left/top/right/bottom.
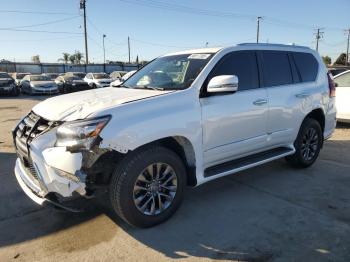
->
[[201, 51, 268, 167]]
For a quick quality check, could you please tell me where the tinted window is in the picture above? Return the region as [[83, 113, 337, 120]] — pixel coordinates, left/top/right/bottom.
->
[[208, 51, 259, 91], [261, 51, 293, 87], [293, 52, 318, 82], [334, 71, 350, 87]]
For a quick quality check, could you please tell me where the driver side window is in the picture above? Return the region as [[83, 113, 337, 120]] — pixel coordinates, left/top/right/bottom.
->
[[207, 51, 259, 91]]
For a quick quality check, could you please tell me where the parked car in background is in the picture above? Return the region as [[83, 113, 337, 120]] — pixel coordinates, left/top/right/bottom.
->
[[12, 72, 31, 86], [84, 72, 112, 88], [334, 70, 350, 123], [12, 43, 336, 227], [42, 73, 59, 80], [65, 72, 86, 79], [20, 74, 58, 95], [110, 70, 136, 87], [0, 72, 19, 96], [328, 68, 347, 77], [55, 75, 91, 93], [110, 71, 127, 80]]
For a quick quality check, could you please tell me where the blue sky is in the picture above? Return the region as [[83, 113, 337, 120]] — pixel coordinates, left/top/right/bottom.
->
[[0, 0, 349, 63]]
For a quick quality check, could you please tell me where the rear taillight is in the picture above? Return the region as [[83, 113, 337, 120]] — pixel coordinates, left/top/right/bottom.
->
[[327, 73, 336, 97]]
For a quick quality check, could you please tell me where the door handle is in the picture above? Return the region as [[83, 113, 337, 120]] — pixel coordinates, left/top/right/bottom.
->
[[295, 93, 310, 98], [253, 99, 268, 106]]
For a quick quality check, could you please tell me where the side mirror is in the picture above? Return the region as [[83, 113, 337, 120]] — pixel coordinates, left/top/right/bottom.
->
[[207, 75, 238, 93]]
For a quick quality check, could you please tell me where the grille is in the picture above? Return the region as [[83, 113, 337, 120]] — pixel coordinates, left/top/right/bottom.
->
[[13, 111, 55, 178], [0, 81, 12, 87]]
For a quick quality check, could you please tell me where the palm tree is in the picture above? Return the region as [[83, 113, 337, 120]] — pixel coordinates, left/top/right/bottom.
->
[[69, 54, 76, 64], [74, 51, 84, 64], [58, 53, 70, 64]]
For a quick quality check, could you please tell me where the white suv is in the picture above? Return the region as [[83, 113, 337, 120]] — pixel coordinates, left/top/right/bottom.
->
[[84, 72, 112, 88], [13, 43, 336, 227]]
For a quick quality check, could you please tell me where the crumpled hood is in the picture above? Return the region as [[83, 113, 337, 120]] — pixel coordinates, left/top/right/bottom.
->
[[32, 87, 173, 121]]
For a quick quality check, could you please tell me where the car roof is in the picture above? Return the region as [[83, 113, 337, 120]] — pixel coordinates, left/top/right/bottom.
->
[[162, 43, 312, 57]]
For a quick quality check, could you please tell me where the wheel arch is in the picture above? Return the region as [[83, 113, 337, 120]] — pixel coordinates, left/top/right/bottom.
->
[[305, 108, 325, 133]]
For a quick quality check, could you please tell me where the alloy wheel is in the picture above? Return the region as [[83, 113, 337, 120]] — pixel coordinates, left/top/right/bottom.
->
[[133, 163, 177, 216]]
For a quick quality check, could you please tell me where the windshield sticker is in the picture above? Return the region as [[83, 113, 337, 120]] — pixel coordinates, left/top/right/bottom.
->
[[188, 54, 211, 59]]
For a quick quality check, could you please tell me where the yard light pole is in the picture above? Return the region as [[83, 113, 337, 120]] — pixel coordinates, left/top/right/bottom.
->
[[256, 16, 262, 43], [103, 34, 106, 64]]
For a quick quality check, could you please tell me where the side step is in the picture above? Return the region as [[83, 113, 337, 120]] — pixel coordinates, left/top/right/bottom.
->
[[204, 147, 294, 178]]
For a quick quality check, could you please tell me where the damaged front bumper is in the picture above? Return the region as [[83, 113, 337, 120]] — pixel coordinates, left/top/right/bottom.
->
[[13, 112, 89, 210]]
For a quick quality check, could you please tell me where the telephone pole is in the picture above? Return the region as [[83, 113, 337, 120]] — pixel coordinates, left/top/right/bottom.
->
[[103, 34, 106, 64], [314, 28, 324, 52], [345, 28, 350, 66], [256, 16, 262, 43], [80, 0, 89, 64], [128, 36, 131, 63]]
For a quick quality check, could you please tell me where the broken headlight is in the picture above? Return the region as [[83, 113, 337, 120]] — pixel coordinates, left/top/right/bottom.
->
[[55, 115, 110, 150]]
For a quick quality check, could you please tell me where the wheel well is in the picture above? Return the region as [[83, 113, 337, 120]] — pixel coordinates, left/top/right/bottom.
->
[[157, 137, 197, 186], [87, 136, 197, 187], [306, 108, 325, 132]]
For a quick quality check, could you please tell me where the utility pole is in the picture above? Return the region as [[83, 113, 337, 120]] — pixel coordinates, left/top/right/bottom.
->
[[256, 16, 262, 43], [314, 28, 324, 52], [80, 0, 89, 64], [103, 34, 106, 64], [128, 36, 131, 63], [345, 28, 350, 66]]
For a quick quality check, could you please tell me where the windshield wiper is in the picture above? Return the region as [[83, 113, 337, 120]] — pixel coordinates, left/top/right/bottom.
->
[[133, 85, 165, 91]]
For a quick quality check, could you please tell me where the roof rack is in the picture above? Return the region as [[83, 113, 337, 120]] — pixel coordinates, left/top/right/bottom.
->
[[237, 43, 310, 49]]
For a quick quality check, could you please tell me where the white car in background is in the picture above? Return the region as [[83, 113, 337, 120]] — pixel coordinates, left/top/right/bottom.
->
[[334, 70, 350, 123], [84, 73, 112, 88], [110, 70, 136, 87]]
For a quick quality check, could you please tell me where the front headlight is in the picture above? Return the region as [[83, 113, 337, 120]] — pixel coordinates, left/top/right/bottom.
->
[[55, 116, 111, 150]]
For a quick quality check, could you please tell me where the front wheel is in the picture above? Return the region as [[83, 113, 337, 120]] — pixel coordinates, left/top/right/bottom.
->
[[285, 118, 322, 168], [109, 146, 186, 227]]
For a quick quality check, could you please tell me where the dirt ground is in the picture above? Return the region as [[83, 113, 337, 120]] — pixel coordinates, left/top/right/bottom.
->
[[0, 95, 350, 262]]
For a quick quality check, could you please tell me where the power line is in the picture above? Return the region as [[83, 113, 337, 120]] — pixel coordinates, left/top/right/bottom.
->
[[119, 0, 344, 32], [0, 28, 83, 34], [0, 9, 76, 15], [1, 16, 80, 30]]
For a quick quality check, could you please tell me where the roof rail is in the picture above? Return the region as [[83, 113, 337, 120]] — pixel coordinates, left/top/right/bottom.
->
[[237, 43, 310, 49]]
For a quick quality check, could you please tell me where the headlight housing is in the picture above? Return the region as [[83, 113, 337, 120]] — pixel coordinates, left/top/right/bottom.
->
[[55, 115, 111, 150]]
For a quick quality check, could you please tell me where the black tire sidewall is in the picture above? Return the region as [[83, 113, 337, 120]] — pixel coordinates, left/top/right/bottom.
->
[[293, 118, 322, 167], [109, 146, 186, 227]]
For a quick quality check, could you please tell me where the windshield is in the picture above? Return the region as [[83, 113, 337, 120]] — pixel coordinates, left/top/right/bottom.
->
[[30, 75, 50, 81], [123, 53, 213, 90], [93, 73, 110, 79], [64, 76, 81, 81], [0, 73, 11, 78]]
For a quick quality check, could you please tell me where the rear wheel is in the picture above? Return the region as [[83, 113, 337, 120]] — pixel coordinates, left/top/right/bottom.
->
[[285, 118, 322, 168], [109, 146, 186, 227]]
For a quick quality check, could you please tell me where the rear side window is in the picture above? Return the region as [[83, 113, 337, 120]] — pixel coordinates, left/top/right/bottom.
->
[[260, 51, 293, 87], [292, 52, 318, 82], [208, 51, 259, 91]]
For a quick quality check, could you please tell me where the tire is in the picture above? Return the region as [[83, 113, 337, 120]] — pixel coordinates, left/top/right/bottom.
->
[[285, 118, 323, 168], [109, 146, 186, 228]]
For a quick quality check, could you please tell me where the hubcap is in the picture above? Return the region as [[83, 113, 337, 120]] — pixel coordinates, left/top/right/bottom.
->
[[301, 127, 319, 161], [133, 163, 177, 216]]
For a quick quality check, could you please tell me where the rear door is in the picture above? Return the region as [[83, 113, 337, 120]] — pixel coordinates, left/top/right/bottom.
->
[[259, 50, 319, 147], [201, 50, 269, 167]]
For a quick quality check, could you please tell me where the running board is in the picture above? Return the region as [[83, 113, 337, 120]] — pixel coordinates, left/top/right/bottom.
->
[[204, 147, 295, 178]]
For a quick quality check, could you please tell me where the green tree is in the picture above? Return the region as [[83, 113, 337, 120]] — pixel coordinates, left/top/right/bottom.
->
[[334, 53, 347, 66], [31, 55, 40, 63], [69, 54, 76, 64], [58, 53, 70, 64], [74, 50, 84, 64], [322, 56, 332, 65]]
